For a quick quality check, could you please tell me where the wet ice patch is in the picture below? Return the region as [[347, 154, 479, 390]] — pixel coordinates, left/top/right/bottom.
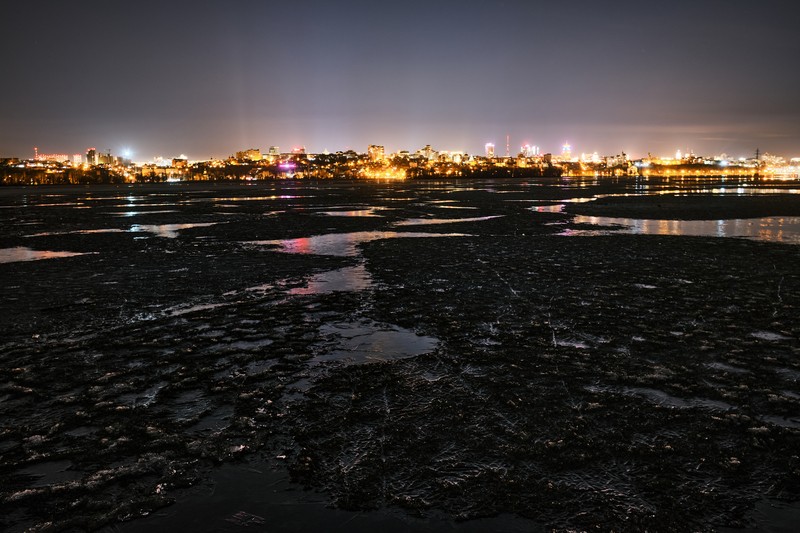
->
[[312, 321, 438, 364]]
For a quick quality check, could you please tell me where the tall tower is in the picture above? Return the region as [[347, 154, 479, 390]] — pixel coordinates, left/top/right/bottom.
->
[[506, 135, 510, 158], [485, 143, 495, 159]]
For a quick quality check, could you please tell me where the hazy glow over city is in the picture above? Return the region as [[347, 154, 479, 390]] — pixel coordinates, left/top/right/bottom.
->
[[1, 1, 798, 161]]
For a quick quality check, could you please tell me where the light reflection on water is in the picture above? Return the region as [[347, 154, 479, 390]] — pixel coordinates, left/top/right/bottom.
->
[[290, 264, 372, 295], [248, 231, 470, 257], [312, 321, 438, 364], [570, 215, 800, 244], [317, 209, 382, 217], [393, 215, 503, 226], [114, 210, 180, 217], [0, 247, 92, 264], [129, 223, 217, 238]]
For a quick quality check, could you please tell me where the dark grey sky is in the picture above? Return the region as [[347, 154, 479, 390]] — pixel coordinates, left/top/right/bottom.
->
[[2, 0, 798, 160]]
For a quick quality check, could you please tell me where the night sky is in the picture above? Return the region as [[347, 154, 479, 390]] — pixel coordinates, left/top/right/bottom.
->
[[2, 0, 798, 161]]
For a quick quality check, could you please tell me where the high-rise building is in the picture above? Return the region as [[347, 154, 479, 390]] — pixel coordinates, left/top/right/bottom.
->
[[268, 146, 280, 156], [420, 144, 435, 161], [86, 148, 97, 165], [485, 143, 495, 158], [562, 142, 572, 160], [367, 144, 385, 161]]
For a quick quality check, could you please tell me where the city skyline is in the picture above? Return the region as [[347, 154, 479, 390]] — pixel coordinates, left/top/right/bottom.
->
[[2, 1, 799, 160]]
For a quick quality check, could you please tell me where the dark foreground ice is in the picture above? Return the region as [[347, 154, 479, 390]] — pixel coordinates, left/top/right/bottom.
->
[[1, 177, 799, 532]]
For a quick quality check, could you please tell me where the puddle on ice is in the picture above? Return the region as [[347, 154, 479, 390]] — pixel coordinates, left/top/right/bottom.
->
[[569, 215, 800, 245], [706, 362, 750, 374], [189, 404, 235, 433], [64, 426, 100, 437], [248, 231, 469, 257], [226, 339, 274, 351], [118, 462, 544, 533], [775, 367, 800, 383], [529, 204, 566, 213], [166, 302, 230, 317], [0, 247, 93, 264], [393, 215, 503, 226], [244, 359, 279, 376], [311, 321, 438, 364], [129, 223, 217, 238], [168, 390, 211, 424], [118, 381, 168, 408], [317, 209, 382, 217], [114, 210, 180, 217], [290, 264, 372, 294], [26, 228, 126, 237], [15, 460, 83, 488], [751, 331, 793, 341], [555, 339, 590, 349], [759, 414, 800, 429]]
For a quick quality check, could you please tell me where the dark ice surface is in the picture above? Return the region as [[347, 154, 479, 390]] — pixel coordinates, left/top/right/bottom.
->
[[1, 177, 799, 532]]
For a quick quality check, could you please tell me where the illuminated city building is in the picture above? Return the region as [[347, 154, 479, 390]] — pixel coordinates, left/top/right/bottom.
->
[[580, 152, 601, 164], [438, 151, 466, 163], [33, 147, 70, 163], [235, 148, 262, 162], [485, 143, 495, 158], [521, 144, 540, 158], [268, 146, 280, 156], [368, 144, 385, 161], [561, 142, 572, 160], [420, 144, 436, 161], [86, 148, 97, 166], [73, 154, 83, 165]]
